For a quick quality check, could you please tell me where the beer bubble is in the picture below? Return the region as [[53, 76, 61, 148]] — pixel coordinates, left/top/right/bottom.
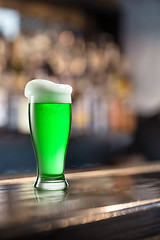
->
[[25, 79, 72, 103]]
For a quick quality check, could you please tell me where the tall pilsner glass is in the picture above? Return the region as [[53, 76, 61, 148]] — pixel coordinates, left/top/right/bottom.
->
[[25, 79, 72, 190]]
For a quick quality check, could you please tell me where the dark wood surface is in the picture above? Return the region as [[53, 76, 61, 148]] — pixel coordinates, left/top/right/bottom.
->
[[1, 163, 160, 239]]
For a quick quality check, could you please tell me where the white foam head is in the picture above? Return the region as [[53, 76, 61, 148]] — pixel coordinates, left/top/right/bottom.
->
[[24, 79, 72, 103]]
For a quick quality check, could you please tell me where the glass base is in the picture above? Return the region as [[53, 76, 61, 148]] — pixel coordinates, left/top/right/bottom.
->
[[34, 177, 69, 191]]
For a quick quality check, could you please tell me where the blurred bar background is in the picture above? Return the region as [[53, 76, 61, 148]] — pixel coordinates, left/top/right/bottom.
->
[[0, 0, 159, 175]]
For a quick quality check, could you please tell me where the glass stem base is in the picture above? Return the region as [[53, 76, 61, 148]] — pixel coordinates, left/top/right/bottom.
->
[[34, 176, 69, 191]]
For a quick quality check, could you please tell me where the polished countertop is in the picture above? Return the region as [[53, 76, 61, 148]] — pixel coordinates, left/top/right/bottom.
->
[[1, 163, 160, 239]]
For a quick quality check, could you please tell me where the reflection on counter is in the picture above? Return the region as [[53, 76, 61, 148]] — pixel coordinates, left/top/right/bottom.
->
[[34, 189, 68, 203], [1, 164, 160, 239]]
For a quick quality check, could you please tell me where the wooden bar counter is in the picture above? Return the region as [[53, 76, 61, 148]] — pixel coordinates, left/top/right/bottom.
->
[[1, 163, 160, 239]]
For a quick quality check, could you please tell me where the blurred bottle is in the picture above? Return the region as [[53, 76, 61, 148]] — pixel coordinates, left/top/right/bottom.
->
[[0, 87, 8, 128]]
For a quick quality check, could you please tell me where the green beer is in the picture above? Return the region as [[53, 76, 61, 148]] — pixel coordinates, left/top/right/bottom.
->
[[25, 79, 72, 190], [29, 103, 71, 180]]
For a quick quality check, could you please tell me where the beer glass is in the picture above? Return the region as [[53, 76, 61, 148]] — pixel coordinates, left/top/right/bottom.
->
[[25, 79, 72, 190]]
